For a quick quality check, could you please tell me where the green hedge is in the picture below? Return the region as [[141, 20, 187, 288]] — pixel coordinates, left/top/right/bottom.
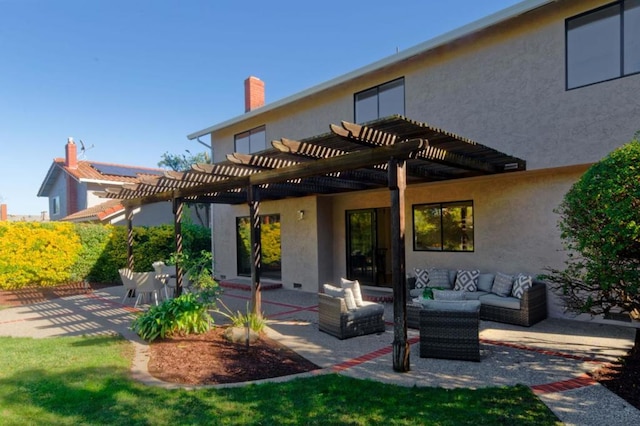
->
[[0, 222, 211, 290]]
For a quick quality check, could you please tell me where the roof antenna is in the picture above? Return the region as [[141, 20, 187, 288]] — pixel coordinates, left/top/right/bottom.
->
[[78, 139, 95, 160]]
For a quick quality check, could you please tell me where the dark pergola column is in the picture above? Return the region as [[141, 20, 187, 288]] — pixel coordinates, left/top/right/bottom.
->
[[389, 157, 410, 372], [248, 185, 262, 318], [173, 198, 184, 296], [126, 207, 134, 271]]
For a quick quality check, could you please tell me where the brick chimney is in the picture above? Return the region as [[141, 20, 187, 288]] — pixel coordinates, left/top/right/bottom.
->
[[65, 137, 78, 169], [244, 76, 265, 112], [0, 204, 7, 221]]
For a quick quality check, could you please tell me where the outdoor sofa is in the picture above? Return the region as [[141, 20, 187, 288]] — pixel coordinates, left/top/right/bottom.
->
[[407, 268, 547, 327], [318, 280, 385, 339]]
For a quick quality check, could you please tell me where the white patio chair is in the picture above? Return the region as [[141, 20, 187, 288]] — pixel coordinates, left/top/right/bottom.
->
[[118, 268, 138, 304], [133, 271, 163, 308]]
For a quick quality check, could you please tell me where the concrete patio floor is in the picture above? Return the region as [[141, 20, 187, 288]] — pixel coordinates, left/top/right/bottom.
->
[[0, 284, 638, 425]]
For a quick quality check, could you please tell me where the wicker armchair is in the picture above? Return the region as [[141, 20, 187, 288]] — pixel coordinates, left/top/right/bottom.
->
[[318, 292, 385, 339], [419, 300, 481, 362]]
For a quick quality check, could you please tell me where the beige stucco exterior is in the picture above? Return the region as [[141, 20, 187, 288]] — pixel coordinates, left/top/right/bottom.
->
[[203, 0, 640, 320]]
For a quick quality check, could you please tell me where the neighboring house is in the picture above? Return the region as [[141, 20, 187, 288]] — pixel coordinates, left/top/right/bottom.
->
[[38, 138, 174, 226], [186, 0, 640, 320]]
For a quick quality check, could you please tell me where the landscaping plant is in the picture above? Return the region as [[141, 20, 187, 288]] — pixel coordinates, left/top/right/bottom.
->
[[543, 135, 640, 355], [130, 291, 218, 341]]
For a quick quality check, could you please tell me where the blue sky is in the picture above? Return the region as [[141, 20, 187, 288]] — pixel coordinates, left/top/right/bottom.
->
[[0, 0, 523, 215]]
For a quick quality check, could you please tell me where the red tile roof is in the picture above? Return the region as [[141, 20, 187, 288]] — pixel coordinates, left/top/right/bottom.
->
[[61, 199, 125, 223]]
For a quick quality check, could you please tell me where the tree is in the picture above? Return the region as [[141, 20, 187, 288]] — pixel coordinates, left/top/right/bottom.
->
[[544, 136, 640, 356], [158, 150, 211, 227]]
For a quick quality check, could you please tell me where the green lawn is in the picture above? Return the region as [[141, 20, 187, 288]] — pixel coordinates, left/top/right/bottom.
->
[[0, 336, 560, 425]]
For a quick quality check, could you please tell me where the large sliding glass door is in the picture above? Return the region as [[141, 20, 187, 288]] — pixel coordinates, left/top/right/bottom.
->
[[346, 208, 391, 287]]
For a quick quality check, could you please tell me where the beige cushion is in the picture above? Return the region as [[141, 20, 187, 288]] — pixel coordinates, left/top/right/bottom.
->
[[340, 278, 364, 306], [343, 288, 357, 310]]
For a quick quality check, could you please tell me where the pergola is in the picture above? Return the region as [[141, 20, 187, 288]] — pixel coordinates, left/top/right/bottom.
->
[[98, 115, 525, 371]]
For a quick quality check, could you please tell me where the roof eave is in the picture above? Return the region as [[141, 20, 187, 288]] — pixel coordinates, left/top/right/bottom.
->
[[187, 0, 556, 140]]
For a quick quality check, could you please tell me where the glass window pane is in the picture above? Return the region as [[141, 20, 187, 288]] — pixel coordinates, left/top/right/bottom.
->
[[235, 132, 250, 154], [567, 5, 621, 88], [355, 87, 378, 123], [236, 214, 281, 279], [624, 0, 640, 74], [413, 205, 442, 251], [378, 78, 405, 118], [442, 202, 474, 251], [249, 127, 266, 153]]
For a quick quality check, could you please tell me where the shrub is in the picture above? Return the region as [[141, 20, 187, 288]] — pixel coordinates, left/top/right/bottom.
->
[[130, 292, 217, 341], [0, 222, 81, 289]]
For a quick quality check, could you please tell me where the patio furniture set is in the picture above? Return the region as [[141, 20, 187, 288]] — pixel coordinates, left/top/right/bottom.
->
[[118, 261, 192, 308], [318, 269, 548, 362]]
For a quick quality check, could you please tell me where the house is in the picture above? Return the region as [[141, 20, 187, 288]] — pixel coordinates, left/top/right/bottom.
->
[[37, 138, 175, 226], [184, 0, 640, 320]]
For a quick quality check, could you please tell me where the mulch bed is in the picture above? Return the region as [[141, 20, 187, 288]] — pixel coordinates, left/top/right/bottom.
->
[[148, 327, 320, 385]]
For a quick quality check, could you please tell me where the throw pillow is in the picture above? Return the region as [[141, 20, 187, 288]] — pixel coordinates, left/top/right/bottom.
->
[[491, 272, 514, 297], [323, 284, 344, 298], [343, 288, 357, 310], [340, 278, 364, 306], [511, 273, 533, 299], [427, 268, 451, 288], [414, 268, 429, 289], [454, 269, 479, 292], [433, 289, 466, 301], [477, 273, 495, 292]]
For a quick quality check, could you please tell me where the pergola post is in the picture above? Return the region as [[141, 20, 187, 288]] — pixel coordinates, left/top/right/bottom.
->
[[126, 207, 134, 271], [248, 185, 262, 318], [389, 157, 410, 372], [173, 198, 184, 297]]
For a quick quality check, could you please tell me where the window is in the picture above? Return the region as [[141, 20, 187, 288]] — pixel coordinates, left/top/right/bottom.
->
[[236, 214, 281, 279], [566, 0, 640, 89], [234, 126, 266, 154], [354, 78, 405, 123], [413, 201, 474, 252], [52, 197, 60, 215]]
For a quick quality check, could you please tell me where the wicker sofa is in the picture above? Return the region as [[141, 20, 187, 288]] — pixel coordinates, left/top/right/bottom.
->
[[318, 282, 385, 339], [407, 270, 548, 327]]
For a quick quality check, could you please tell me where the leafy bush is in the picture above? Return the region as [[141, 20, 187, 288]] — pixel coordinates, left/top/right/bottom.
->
[[0, 221, 211, 289], [544, 137, 640, 320], [130, 292, 217, 341], [0, 222, 81, 289]]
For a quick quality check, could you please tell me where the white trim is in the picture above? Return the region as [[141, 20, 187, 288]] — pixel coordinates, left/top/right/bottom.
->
[[79, 179, 127, 186], [187, 0, 555, 140]]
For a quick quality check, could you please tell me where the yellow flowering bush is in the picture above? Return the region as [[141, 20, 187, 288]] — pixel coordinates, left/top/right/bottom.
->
[[0, 222, 81, 289]]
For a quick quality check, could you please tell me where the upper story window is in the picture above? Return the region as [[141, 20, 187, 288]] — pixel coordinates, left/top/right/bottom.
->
[[566, 0, 640, 89], [354, 78, 405, 123], [234, 126, 266, 154]]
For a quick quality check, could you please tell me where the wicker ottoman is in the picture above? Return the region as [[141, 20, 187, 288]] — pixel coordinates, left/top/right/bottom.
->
[[419, 300, 481, 362]]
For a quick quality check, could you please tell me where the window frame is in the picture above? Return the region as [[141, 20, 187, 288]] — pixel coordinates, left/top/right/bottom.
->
[[354, 77, 405, 123], [566, 0, 640, 90], [234, 125, 266, 154], [52, 196, 60, 215], [412, 200, 474, 252]]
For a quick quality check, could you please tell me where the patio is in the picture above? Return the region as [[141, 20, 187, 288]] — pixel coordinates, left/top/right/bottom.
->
[[0, 284, 638, 423]]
